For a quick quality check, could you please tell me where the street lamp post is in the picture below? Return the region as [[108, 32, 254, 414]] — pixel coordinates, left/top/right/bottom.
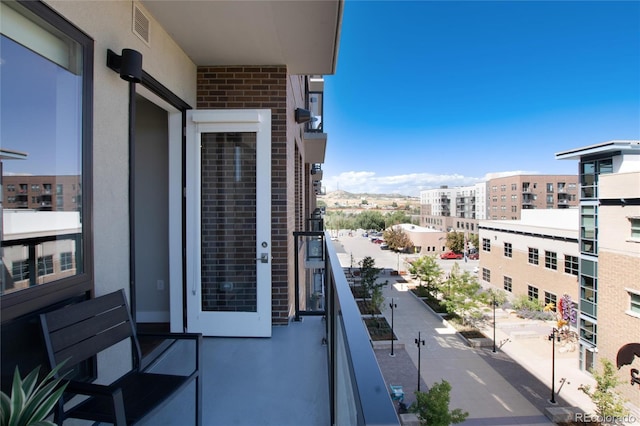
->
[[548, 327, 560, 404], [389, 298, 397, 356], [415, 332, 425, 391], [492, 293, 497, 353]]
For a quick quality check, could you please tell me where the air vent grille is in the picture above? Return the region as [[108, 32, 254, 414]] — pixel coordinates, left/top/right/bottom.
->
[[132, 4, 150, 45]]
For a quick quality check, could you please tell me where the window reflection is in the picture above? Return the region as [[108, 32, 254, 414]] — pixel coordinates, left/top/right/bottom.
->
[[1, 4, 84, 295]]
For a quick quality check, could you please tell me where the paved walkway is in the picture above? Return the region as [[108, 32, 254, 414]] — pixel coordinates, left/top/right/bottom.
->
[[333, 235, 604, 426]]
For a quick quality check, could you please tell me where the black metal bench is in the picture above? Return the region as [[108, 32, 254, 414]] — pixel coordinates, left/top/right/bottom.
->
[[40, 289, 202, 425]]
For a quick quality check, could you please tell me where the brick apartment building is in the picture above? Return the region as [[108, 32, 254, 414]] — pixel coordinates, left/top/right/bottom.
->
[[487, 174, 579, 220], [2, 175, 81, 211], [557, 140, 640, 413]]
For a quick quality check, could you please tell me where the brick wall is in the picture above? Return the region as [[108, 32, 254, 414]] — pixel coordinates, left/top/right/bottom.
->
[[598, 250, 640, 410], [197, 65, 294, 324]]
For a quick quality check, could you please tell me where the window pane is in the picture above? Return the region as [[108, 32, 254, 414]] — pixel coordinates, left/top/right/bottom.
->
[[1, 6, 84, 295]]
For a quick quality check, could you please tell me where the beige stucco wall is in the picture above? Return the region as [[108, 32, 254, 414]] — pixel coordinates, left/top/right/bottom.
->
[[42, 0, 197, 384], [43, 0, 196, 299]]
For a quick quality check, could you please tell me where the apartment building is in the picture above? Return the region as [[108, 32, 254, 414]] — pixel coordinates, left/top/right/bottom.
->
[[486, 174, 579, 220], [420, 174, 577, 235], [556, 140, 640, 412], [2, 175, 81, 211], [420, 182, 485, 233], [478, 209, 580, 315]]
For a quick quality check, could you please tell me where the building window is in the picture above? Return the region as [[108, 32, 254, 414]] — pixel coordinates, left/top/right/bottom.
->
[[1, 1, 93, 319], [580, 258, 597, 318], [545, 251, 557, 270], [546, 183, 553, 193], [580, 158, 612, 199], [37, 255, 54, 276], [629, 292, 640, 315], [500, 185, 506, 191], [564, 255, 579, 276], [630, 218, 640, 240], [580, 318, 596, 345], [581, 205, 598, 254], [528, 285, 538, 301], [544, 292, 557, 311], [528, 248, 539, 265], [482, 238, 491, 252], [11, 260, 29, 282], [511, 184, 517, 191], [60, 252, 74, 271], [482, 268, 491, 282], [504, 242, 512, 258], [503, 276, 512, 292]]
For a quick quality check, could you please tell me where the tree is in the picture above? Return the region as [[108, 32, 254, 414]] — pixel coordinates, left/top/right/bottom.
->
[[355, 210, 385, 231], [579, 358, 629, 420], [408, 255, 443, 297], [468, 233, 479, 251], [410, 380, 469, 426], [383, 227, 413, 252], [445, 231, 465, 253], [384, 211, 412, 228], [441, 263, 483, 324], [359, 256, 388, 316]]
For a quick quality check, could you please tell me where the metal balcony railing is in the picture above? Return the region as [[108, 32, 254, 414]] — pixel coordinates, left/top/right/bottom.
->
[[293, 231, 400, 425]]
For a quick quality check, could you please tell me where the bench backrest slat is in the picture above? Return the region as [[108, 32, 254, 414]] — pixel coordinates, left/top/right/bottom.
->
[[41, 290, 137, 370]]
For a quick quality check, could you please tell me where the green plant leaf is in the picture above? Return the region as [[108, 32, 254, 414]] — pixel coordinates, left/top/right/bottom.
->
[[1, 390, 12, 426], [9, 367, 26, 426], [23, 381, 67, 425]]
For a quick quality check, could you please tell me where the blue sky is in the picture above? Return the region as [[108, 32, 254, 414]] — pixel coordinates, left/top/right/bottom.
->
[[322, 1, 640, 196]]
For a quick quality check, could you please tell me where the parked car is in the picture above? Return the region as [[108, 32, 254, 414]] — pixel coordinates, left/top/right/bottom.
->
[[371, 238, 384, 244], [440, 251, 463, 260], [468, 253, 479, 260], [380, 243, 389, 250]]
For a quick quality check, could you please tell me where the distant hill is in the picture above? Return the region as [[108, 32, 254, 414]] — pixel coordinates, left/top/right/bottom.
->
[[321, 190, 418, 200]]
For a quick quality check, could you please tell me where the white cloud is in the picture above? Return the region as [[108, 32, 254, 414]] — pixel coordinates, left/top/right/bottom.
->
[[322, 170, 539, 196]]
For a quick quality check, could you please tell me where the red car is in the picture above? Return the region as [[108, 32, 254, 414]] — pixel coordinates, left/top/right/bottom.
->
[[468, 253, 479, 260], [440, 251, 463, 260]]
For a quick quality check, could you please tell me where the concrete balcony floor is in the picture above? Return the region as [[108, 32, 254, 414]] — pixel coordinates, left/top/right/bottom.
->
[[138, 316, 329, 426]]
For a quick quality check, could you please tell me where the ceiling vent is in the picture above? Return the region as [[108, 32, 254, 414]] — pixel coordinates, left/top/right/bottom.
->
[[132, 3, 150, 46]]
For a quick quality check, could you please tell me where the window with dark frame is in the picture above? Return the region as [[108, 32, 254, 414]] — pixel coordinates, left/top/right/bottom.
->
[[503, 276, 512, 292], [1, 0, 93, 319], [544, 292, 557, 311], [544, 250, 557, 270], [564, 255, 579, 276], [504, 242, 512, 258], [528, 247, 539, 265], [482, 238, 491, 252], [528, 285, 539, 301], [482, 268, 491, 282]]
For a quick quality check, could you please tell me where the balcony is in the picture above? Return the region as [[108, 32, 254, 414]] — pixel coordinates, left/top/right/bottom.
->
[[303, 77, 327, 165], [138, 231, 400, 425]]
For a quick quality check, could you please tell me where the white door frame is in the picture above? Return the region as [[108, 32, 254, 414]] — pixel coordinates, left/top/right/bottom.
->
[[185, 109, 272, 337]]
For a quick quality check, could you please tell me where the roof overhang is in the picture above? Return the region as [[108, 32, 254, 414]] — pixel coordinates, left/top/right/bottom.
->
[[556, 140, 640, 160], [140, 0, 343, 74]]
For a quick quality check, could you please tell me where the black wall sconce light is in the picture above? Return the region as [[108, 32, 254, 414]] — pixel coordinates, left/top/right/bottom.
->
[[295, 108, 312, 124], [107, 48, 143, 83]]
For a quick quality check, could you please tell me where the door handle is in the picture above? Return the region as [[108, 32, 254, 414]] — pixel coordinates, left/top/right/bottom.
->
[[256, 253, 269, 263]]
